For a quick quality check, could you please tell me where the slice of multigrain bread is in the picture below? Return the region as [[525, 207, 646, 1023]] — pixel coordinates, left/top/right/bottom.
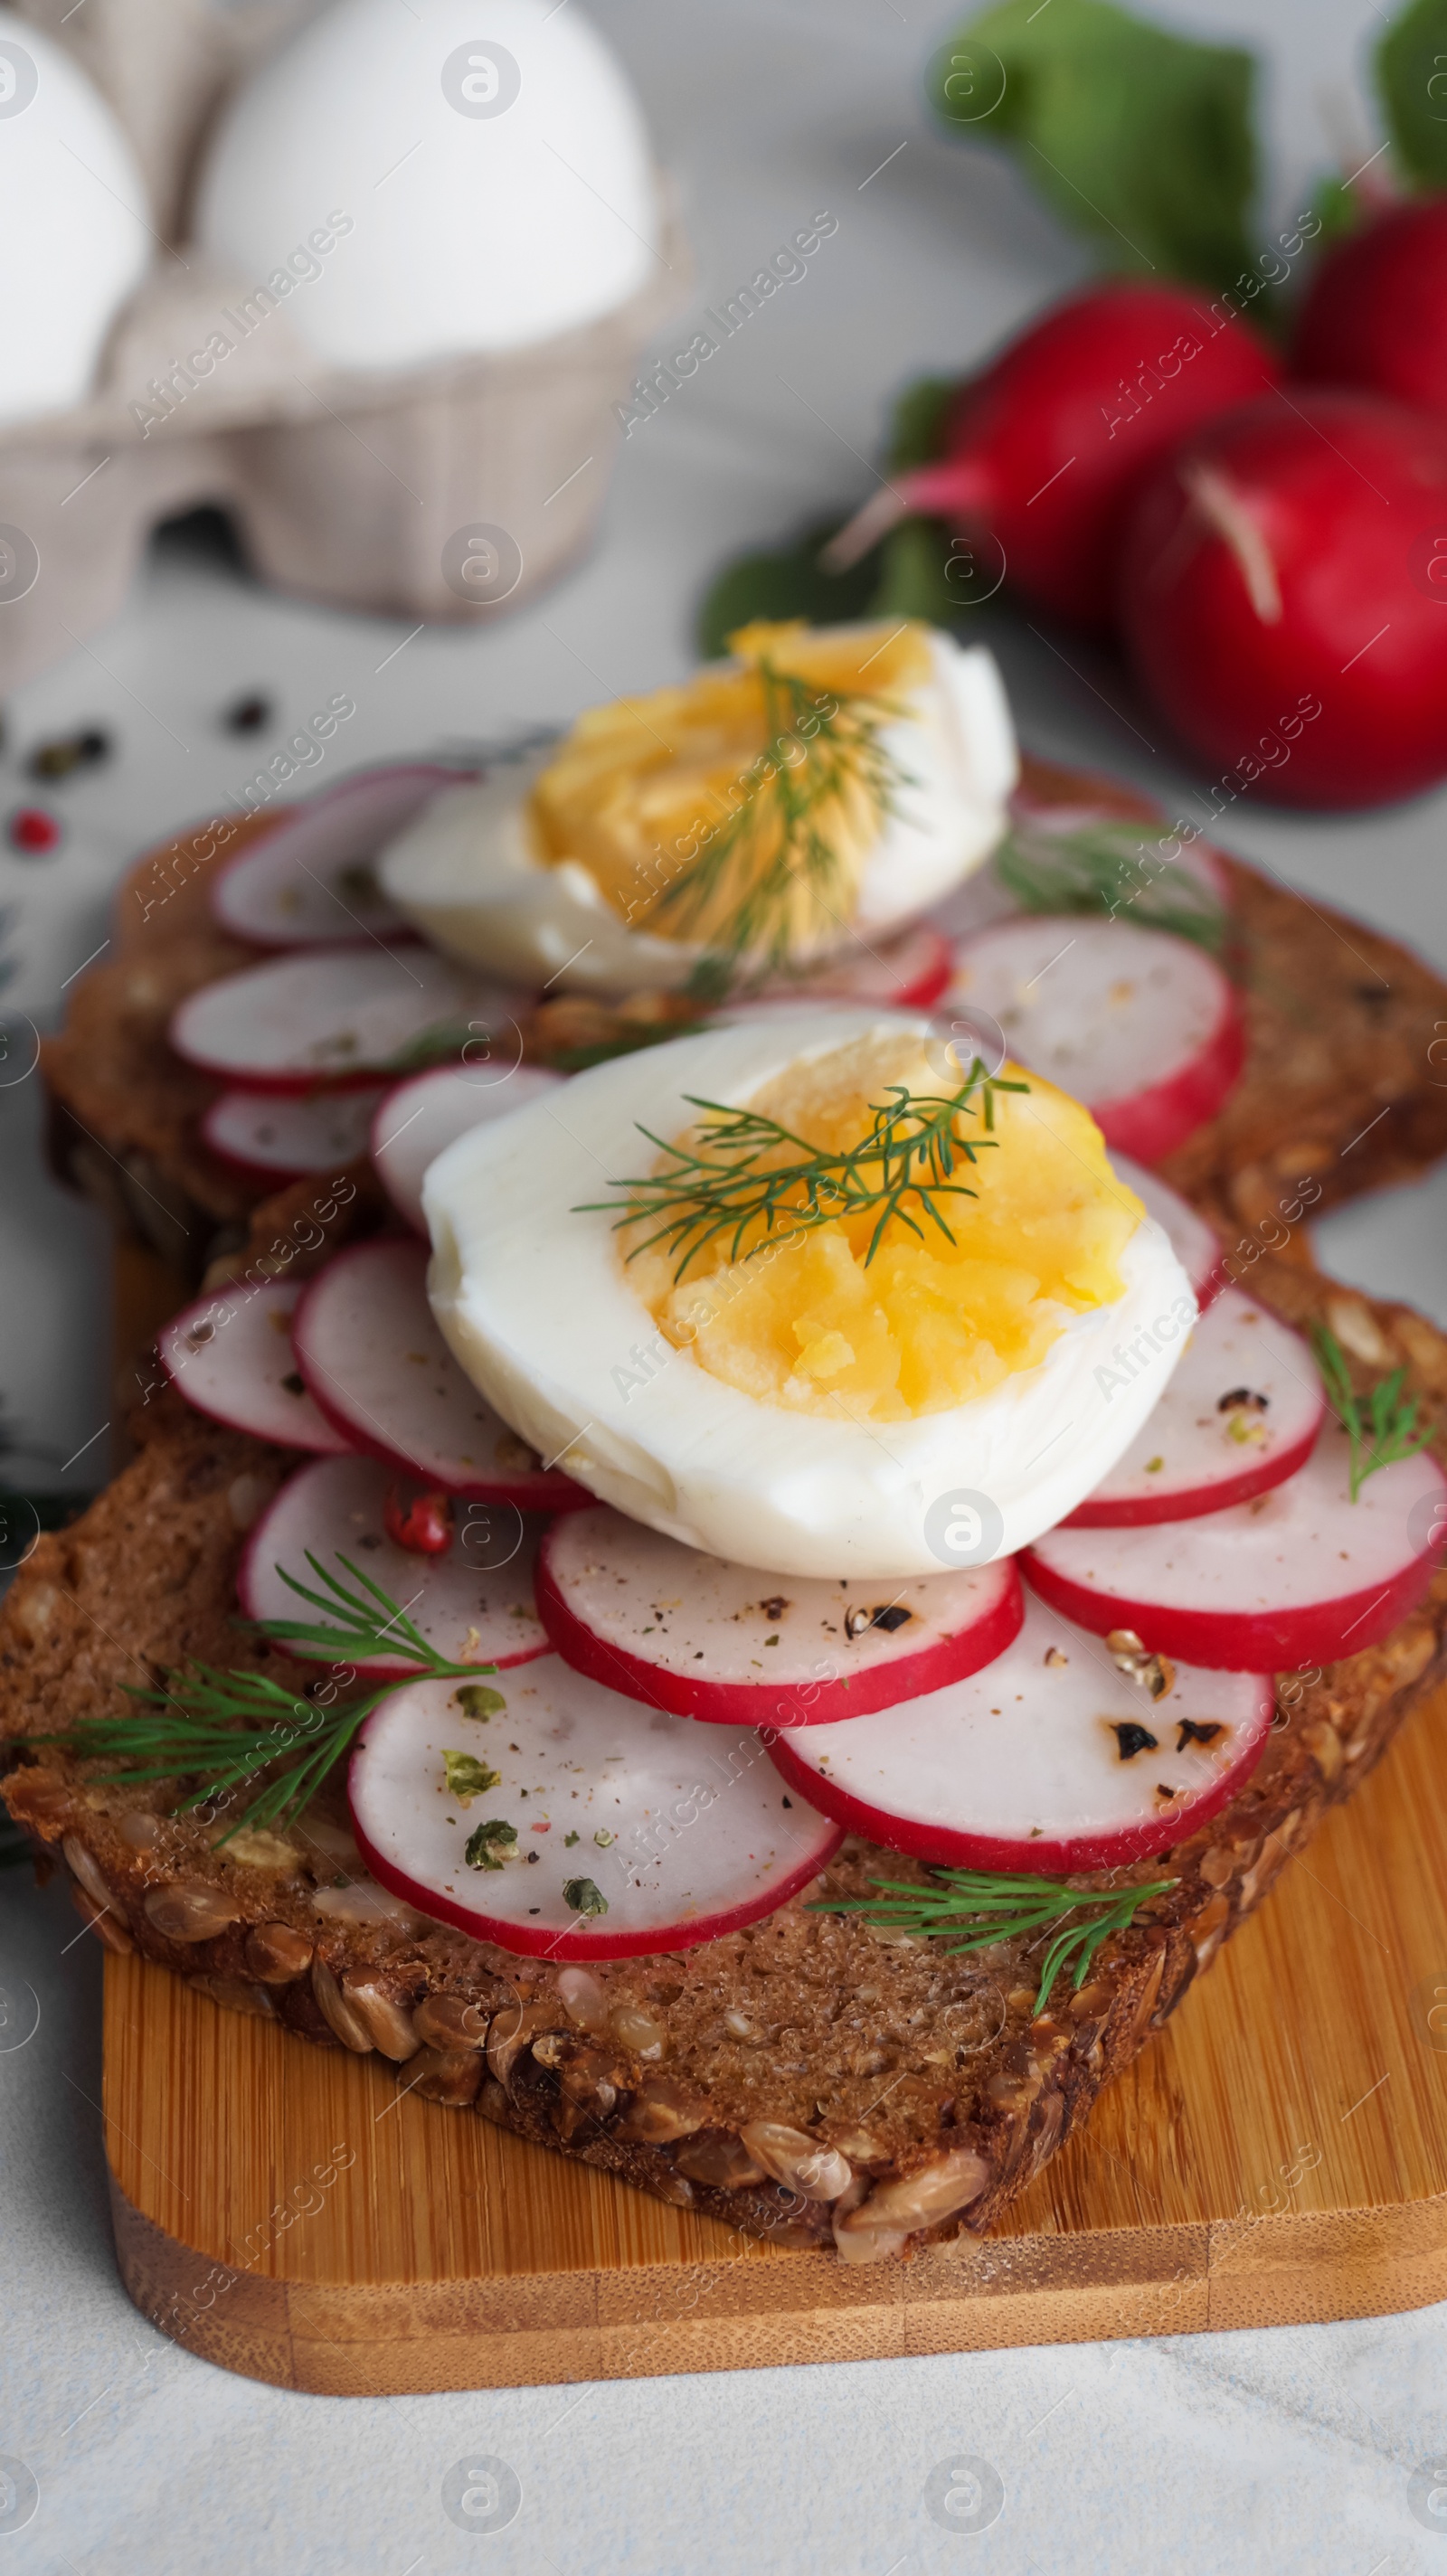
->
[[4, 1259, 1444, 2260], [40, 760, 1447, 1284]]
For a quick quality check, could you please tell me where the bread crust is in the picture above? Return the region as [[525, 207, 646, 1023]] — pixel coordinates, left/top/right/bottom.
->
[[5, 1262, 1444, 2258]]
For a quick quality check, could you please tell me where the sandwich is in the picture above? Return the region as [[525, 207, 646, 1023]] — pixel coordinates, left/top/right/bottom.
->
[[5, 617, 1446, 2261]]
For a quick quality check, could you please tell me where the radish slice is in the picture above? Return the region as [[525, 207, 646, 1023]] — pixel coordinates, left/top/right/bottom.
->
[[1111, 1154, 1226, 1309], [372, 1063, 565, 1237], [238, 1454, 548, 1677], [203, 1086, 384, 1181], [291, 1238, 588, 1508], [768, 1594, 1272, 1873], [948, 915, 1244, 1164], [1063, 1287, 1324, 1528], [536, 1505, 1024, 1726], [347, 1664, 843, 1958], [753, 921, 952, 1012], [170, 948, 521, 1095], [212, 766, 464, 948], [157, 1283, 350, 1454], [1025, 1423, 1447, 1668]]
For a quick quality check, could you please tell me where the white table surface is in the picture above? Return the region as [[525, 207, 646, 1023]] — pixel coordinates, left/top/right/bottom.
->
[[4, 2, 1447, 2567]]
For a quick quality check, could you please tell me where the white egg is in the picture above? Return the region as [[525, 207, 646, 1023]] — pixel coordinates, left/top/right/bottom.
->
[[0, 9, 150, 427], [423, 1010, 1194, 1579], [378, 634, 1017, 995], [194, 0, 660, 371]]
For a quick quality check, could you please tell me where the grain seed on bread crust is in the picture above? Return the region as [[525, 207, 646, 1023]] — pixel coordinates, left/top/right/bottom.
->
[[5, 1264, 1444, 2260]]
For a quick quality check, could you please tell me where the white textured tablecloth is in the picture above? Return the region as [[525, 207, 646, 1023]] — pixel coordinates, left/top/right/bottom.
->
[[4, 2, 1447, 2567]]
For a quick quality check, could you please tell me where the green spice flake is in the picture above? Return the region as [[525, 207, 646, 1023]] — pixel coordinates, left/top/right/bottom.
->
[[563, 1876, 609, 1918], [465, 1818, 518, 1871], [442, 1750, 502, 1804], [564, 1830, 581, 1847], [454, 1684, 506, 1720]]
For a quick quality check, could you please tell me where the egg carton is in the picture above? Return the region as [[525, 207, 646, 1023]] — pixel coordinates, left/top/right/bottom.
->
[[0, 0, 686, 694]]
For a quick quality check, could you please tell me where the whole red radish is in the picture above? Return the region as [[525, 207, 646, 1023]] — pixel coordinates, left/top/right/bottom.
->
[[1116, 392, 1447, 807], [1293, 197, 1447, 417], [825, 282, 1279, 629]]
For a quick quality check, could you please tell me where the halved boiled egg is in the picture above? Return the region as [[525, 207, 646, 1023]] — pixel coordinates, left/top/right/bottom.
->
[[424, 1010, 1195, 1577], [378, 620, 1017, 996]]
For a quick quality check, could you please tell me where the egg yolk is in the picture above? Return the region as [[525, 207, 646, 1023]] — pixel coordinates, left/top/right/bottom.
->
[[526, 619, 934, 957], [628, 1032, 1144, 1421]]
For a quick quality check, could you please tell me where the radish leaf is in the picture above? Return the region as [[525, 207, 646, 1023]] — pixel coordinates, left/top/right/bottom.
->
[[697, 379, 967, 651], [697, 519, 880, 659], [886, 376, 957, 474], [930, 0, 1260, 299], [1377, 0, 1447, 189]]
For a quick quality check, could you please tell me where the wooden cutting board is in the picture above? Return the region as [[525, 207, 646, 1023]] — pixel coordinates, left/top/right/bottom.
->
[[103, 1674, 1447, 2395]]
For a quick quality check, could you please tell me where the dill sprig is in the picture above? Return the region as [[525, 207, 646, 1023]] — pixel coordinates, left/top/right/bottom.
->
[[27, 1553, 497, 1841], [45, 1665, 370, 1838], [1310, 1322, 1434, 1502], [996, 819, 1228, 958], [235, 1550, 471, 1668], [814, 1867, 1177, 2012], [649, 654, 913, 988], [580, 1060, 1028, 1281]]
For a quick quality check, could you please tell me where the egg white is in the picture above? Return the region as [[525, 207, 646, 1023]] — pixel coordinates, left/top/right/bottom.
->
[[377, 634, 1017, 996], [195, 0, 660, 370], [423, 1010, 1196, 1579], [0, 7, 150, 428]]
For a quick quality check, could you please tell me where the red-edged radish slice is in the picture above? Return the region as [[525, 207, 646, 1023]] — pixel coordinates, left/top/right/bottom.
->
[[948, 915, 1244, 1164], [291, 1237, 588, 1507], [1063, 1287, 1324, 1528], [769, 1594, 1271, 1873], [202, 1085, 383, 1181], [1111, 1154, 1227, 1309], [170, 947, 521, 1094], [156, 1282, 350, 1453], [1025, 1423, 1447, 1669], [536, 1504, 1023, 1725], [212, 765, 463, 948], [753, 921, 952, 1012], [238, 1453, 548, 1677], [347, 1663, 843, 1958], [371, 1062, 565, 1237]]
